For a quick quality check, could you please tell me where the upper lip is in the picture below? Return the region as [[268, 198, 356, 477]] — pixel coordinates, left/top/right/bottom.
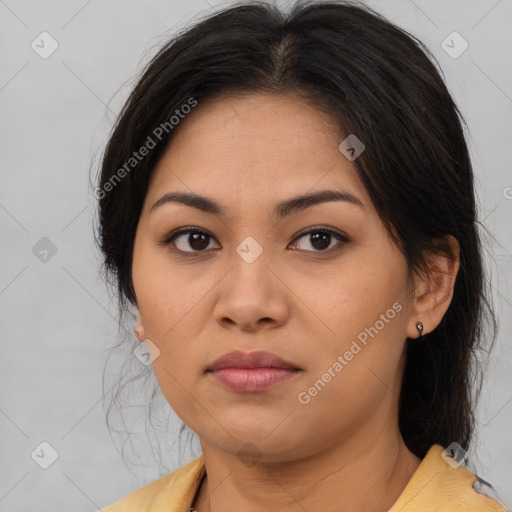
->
[[207, 350, 300, 371]]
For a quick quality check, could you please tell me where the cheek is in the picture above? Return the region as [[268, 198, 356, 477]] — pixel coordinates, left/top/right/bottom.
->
[[300, 247, 409, 392], [131, 237, 215, 399], [132, 236, 205, 337], [302, 249, 407, 339], [295, 309, 408, 439]]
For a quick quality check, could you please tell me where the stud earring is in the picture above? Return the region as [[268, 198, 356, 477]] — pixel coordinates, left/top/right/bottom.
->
[[416, 321, 424, 339]]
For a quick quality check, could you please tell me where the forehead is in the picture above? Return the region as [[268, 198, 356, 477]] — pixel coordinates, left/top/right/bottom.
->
[[145, 93, 370, 211]]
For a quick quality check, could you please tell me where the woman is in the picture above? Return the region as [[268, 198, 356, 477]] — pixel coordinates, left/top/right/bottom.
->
[[95, 1, 507, 510]]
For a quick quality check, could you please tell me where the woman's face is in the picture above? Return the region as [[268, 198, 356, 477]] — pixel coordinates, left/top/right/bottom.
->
[[132, 93, 419, 461]]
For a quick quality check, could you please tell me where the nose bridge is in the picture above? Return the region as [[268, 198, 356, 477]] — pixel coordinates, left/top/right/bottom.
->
[[212, 232, 288, 325], [235, 234, 266, 266], [228, 234, 272, 291], [216, 190, 283, 286]]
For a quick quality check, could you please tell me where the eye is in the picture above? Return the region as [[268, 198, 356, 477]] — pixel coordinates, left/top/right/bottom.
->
[[159, 226, 349, 255], [159, 227, 219, 254], [289, 226, 349, 253]]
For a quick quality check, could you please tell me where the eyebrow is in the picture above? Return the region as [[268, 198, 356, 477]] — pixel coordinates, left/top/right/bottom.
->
[[150, 188, 365, 219]]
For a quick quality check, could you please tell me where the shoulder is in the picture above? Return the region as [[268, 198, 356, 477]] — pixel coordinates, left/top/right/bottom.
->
[[390, 445, 507, 512], [101, 454, 205, 512]]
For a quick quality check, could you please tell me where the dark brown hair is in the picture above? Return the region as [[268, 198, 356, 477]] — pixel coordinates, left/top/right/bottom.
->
[[93, 0, 496, 464]]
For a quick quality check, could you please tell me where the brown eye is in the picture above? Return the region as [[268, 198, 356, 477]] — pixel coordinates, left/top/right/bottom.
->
[[160, 228, 220, 253], [289, 228, 349, 253]]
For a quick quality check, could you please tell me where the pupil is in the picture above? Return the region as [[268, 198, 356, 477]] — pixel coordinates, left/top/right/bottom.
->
[[190, 233, 209, 250], [311, 232, 330, 250]]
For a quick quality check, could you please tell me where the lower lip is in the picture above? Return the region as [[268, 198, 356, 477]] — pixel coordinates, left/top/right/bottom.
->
[[208, 368, 300, 392]]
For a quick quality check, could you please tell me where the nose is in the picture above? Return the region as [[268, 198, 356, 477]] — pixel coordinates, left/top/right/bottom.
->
[[212, 245, 290, 333]]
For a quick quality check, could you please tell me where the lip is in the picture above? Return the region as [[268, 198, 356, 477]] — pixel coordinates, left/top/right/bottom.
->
[[209, 368, 300, 392], [208, 350, 300, 371], [206, 350, 301, 393]]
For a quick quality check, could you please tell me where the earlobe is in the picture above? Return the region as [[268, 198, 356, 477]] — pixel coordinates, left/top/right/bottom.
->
[[407, 235, 460, 339], [134, 312, 146, 341]]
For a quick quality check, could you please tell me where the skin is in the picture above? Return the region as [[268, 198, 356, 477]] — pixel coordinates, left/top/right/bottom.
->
[[132, 93, 459, 512]]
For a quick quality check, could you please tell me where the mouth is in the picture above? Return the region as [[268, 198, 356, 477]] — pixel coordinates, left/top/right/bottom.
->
[[207, 367, 301, 392], [206, 350, 301, 393]]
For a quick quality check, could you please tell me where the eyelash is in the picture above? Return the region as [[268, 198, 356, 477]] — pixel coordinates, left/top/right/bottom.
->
[[158, 225, 350, 256]]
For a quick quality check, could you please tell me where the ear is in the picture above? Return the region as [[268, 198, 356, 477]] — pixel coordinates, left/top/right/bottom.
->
[[406, 235, 460, 339], [134, 311, 146, 342]]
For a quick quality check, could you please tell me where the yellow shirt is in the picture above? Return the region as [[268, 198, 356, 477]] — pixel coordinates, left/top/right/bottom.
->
[[102, 444, 507, 511]]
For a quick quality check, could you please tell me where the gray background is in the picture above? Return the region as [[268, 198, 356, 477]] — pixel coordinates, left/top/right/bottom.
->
[[0, 0, 511, 510]]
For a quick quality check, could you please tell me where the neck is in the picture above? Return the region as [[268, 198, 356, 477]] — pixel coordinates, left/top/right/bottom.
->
[[193, 423, 421, 512]]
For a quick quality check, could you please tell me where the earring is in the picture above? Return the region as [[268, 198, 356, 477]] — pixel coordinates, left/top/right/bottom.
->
[[416, 321, 424, 339]]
